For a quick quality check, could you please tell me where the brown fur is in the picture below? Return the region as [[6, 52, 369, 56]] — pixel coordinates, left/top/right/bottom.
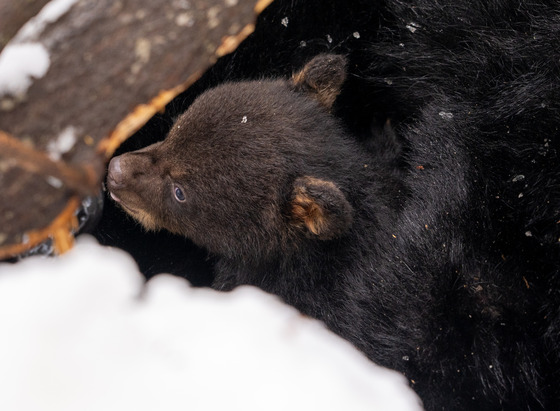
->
[[106, 55, 362, 264], [290, 176, 353, 240], [292, 54, 347, 109]]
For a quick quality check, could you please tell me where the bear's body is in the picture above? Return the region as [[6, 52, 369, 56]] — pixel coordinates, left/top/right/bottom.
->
[[100, 1, 560, 409]]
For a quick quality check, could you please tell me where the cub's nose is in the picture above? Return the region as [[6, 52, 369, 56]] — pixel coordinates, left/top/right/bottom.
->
[[107, 156, 123, 188]]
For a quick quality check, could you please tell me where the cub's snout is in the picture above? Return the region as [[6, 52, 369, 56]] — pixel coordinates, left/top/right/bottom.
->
[[105, 150, 162, 231], [107, 156, 123, 189]]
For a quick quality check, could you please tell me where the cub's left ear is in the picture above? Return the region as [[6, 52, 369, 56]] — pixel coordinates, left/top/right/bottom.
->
[[292, 54, 348, 110], [289, 176, 353, 240]]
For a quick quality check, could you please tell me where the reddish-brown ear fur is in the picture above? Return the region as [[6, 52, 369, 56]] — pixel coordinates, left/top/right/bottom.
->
[[292, 54, 348, 110], [290, 176, 353, 240]]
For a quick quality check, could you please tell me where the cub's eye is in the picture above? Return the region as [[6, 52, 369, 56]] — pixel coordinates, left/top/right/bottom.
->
[[173, 185, 186, 202]]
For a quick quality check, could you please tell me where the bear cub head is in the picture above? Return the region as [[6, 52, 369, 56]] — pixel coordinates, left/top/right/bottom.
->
[[107, 54, 394, 266]]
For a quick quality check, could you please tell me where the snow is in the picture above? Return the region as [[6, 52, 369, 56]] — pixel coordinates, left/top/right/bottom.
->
[[406, 22, 420, 33], [0, 43, 50, 97], [14, 0, 81, 43], [0, 236, 422, 411], [438, 111, 454, 119], [45, 175, 64, 188], [46, 126, 77, 161], [0, 0, 81, 98]]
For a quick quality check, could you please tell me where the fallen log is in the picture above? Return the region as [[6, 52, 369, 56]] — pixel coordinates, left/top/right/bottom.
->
[[0, 0, 272, 258]]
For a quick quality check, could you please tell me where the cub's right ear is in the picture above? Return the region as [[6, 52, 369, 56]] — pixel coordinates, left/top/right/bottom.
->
[[292, 54, 348, 110], [289, 176, 353, 240]]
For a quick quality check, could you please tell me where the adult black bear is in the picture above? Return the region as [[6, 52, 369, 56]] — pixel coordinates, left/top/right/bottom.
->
[[96, 0, 560, 410]]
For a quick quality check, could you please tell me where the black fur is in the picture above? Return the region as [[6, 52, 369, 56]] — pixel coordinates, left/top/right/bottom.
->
[[94, 1, 560, 409]]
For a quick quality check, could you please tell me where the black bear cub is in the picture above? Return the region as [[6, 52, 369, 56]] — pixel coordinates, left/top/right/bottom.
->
[[106, 54, 551, 410], [107, 54, 404, 302]]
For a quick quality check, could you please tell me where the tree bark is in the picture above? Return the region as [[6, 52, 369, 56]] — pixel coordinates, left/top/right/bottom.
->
[[0, 0, 51, 51]]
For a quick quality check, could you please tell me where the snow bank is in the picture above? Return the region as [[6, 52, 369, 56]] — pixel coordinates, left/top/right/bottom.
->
[[0, 236, 422, 411]]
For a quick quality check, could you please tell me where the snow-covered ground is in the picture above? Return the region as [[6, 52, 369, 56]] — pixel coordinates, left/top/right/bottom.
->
[[0, 236, 422, 411]]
